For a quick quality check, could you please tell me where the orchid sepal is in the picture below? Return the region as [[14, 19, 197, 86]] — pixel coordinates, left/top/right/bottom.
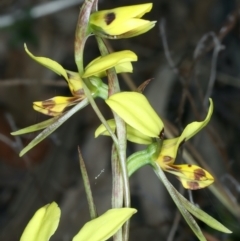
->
[[105, 92, 164, 138], [89, 3, 155, 38]]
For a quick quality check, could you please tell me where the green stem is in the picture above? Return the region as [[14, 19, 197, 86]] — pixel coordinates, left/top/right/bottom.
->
[[82, 80, 119, 145], [111, 144, 123, 241], [95, 36, 130, 241], [74, 0, 94, 75]]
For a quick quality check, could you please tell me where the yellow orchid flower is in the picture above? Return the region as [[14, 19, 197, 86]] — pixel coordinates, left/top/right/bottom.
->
[[25, 45, 137, 116], [25, 44, 88, 116], [90, 3, 156, 38], [11, 46, 137, 156], [20, 202, 137, 241], [96, 92, 214, 190]]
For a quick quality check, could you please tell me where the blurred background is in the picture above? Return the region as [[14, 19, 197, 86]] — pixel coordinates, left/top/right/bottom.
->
[[0, 0, 240, 240]]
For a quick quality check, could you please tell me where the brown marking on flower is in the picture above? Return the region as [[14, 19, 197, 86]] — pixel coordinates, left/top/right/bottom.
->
[[164, 166, 175, 172], [159, 128, 164, 139], [187, 181, 199, 190], [47, 109, 61, 117], [179, 139, 185, 147], [194, 168, 206, 180], [42, 99, 55, 109], [163, 156, 172, 162], [74, 89, 85, 96], [188, 164, 192, 167], [104, 12, 115, 25], [171, 165, 181, 170], [165, 165, 181, 172]]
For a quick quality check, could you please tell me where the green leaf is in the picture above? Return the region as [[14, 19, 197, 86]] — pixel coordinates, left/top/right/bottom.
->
[[78, 148, 97, 219], [176, 192, 232, 233], [73, 208, 137, 241], [11, 117, 59, 135], [20, 202, 60, 241]]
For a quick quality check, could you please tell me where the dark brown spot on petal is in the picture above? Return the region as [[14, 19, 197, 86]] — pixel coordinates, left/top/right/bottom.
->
[[73, 89, 85, 96], [159, 128, 164, 139], [179, 138, 186, 147], [165, 165, 181, 172], [42, 99, 55, 109], [187, 181, 199, 190], [171, 165, 181, 170], [188, 164, 192, 167], [104, 12, 115, 25], [163, 156, 172, 163], [164, 166, 175, 172], [47, 109, 58, 116], [194, 168, 206, 180]]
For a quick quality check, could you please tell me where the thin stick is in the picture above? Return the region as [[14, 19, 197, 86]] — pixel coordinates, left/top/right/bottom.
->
[[203, 33, 225, 107]]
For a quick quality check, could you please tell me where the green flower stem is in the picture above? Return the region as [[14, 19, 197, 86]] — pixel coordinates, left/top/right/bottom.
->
[[127, 143, 158, 177], [81, 79, 119, 146], [74, 2, 122, 218], [97, 83, 108, 99], [111, 144, 123, 241], [87, 77, 108, 100], [74, 0, 93, 75], [78, 147, 97, 219], [74, 0, 119, 147], [151, 138, 163, 160], [113, 112, 129, 241], [95, 36, 130, 241], [111, 145, 123, 208]]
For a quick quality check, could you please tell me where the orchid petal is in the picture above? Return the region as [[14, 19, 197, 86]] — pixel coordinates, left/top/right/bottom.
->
[[83, 51, 137, 78], [33, 96, 81, 116], [66, 70, 84, 96]]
